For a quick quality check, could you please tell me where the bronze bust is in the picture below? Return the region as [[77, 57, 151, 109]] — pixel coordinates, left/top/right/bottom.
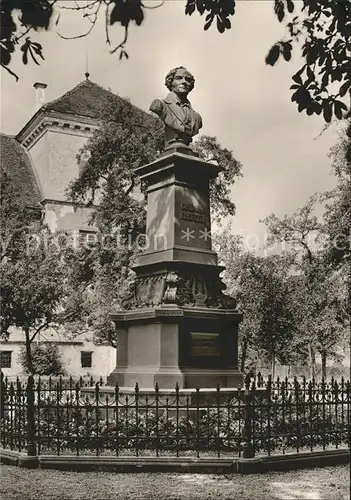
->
[[150, 67, 203, 147]]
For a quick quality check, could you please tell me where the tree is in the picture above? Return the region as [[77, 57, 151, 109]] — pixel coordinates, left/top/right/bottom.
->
[[67, 99, 242, 345], [0, 169, 40, 262], [215, 227, 304, 376], [2, 0, 349, 121], [263, 195, 350, 379], [0, 169, 85, 374], [19, 342, 64, 375], [322, 122, 351, 267], [0, 227, 73, 374]]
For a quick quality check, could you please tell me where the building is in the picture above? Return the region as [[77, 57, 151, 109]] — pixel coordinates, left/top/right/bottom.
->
[[0, 75, 151, 377], [0, 327, 115, 379]]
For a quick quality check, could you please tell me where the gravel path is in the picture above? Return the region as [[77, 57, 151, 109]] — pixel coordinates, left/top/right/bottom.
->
[[0, 464, 349, 499]]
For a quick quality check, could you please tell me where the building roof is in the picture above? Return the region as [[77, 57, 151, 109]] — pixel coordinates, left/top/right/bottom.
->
[[16, 78, 159, 144], [0, 133, 41, 207], [42, 78, 153, 122]]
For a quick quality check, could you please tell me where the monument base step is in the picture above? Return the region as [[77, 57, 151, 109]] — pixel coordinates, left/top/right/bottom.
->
[[107, 367, 243, 390]]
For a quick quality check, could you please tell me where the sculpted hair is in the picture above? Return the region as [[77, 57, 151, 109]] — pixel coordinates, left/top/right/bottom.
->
[[165, 67, 195, 92]]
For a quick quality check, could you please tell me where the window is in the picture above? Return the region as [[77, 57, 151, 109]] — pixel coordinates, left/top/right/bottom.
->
[[79, 230, 97, 248], [81, 351, 92, 368], [0, 351, 12, 368]]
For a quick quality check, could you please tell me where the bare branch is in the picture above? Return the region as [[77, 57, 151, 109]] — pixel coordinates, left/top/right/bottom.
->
[[57, 17, 97, 40], [30, 321, 50, 343], [13, 26, 32, 43], [143, 1, 164, 9], [57, 0, 102, 39], [60, 0, 100, 11], [105, 2, 111, 45], [0, 64, 19, 82], [110, 26, 129, 55]]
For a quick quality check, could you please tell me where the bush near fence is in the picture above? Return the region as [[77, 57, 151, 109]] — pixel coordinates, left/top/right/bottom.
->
[[1, 373, 350, 459]]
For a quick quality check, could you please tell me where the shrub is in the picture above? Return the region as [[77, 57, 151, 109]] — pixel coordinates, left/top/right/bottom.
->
[[19, 344, 65, 376]]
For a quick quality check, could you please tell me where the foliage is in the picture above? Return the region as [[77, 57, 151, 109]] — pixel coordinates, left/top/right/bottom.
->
[[0, 168, 39, 262], [262, 192, 350, 378], [266, 0, 350, 122], [0, 170, 86, 374], [215, 227, 305, 374], [193, 135, 242, 221], [322, 123, 351, 266], [2, 0, 350, 121], [0, 227, 75, 374], [69, 100, 162, 231], [0, 0, 52, 80], [19, 343, 65, 376]]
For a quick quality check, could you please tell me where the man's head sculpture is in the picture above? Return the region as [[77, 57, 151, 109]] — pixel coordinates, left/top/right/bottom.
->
[[165, 67, 195, 96], [149, 66, 202, 150]]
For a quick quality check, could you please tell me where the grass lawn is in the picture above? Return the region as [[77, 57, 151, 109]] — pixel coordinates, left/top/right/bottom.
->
[[0, 464, 349, 500]]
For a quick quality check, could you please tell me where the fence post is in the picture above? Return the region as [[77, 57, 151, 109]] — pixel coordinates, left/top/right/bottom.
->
[[27, 375, 36, 456], [18, 375, 38, 468], [0, 371, 5, 420], [242, 376, 255, 458]]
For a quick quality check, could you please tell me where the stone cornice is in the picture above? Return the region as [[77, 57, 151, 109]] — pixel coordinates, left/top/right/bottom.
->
[[16, 110, 99, 150]]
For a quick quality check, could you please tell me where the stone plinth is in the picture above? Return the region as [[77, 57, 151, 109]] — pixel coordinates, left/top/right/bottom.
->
[[108, 306, 242, 389], [108, 150, 243, 389]]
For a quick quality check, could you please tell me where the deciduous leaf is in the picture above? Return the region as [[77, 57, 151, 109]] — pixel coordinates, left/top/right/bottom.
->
[[185, 0, 196, 15], [274, 0, 285, 22], [196, 0, 206, 15], [286, 0, 294, 13], [339, 81, 351, 98], [204, 18, 213, 30], [266, 44, 281, 66], [334, 100, 348, 120], [224, 17, 231, 29], [292, 66, 305, 84], [0, 46, 11, 66], [323, 102, 333, 123], [282, 42, 292, 61], [217, 16, 225, 33]]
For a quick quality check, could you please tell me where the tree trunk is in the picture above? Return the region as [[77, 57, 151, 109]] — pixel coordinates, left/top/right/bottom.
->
[[308, 343, 316, 380], [240, 337, 249, 373], [321, 349, 327, 380], [25, 328, 34, 375]]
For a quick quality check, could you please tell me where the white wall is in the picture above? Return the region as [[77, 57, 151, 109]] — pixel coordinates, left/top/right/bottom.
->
[[0, 340, 116, 379], [28, 128, 87, 202]]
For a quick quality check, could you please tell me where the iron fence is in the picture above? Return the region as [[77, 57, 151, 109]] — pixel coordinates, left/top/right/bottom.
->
[[0, 372, 350, 459]]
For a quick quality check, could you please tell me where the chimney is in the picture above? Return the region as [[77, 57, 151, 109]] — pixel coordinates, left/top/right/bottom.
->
[[33, 82, 47, 111]]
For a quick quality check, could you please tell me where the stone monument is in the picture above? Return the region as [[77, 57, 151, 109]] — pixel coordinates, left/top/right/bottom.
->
[[108, 67, 243, 389]]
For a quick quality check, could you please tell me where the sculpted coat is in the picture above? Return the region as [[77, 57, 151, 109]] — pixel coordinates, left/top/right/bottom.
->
[[150, 91, 202, 145]]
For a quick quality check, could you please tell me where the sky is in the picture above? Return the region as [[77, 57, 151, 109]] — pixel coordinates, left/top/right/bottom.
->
[[0, 0, 342, 250]]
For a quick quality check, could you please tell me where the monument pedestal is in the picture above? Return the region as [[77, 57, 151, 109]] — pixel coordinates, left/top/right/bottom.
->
[[108, 149, 243, 389], [108, 305, 242, 389]]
